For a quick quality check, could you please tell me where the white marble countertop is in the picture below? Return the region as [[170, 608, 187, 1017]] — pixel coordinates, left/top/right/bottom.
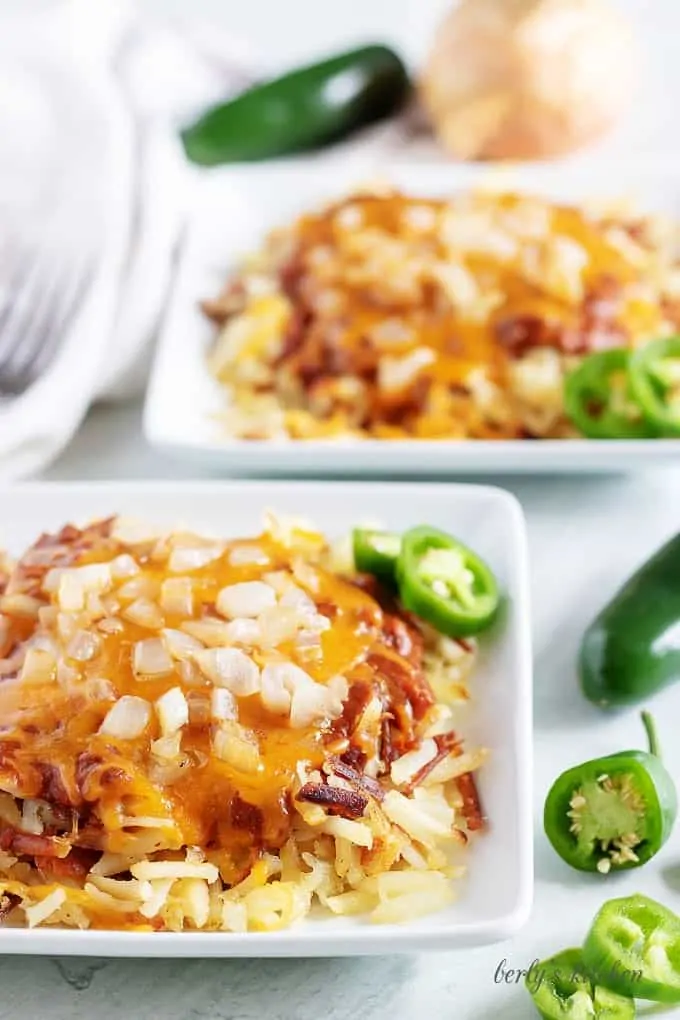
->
[[0, 402, 666, 1018]]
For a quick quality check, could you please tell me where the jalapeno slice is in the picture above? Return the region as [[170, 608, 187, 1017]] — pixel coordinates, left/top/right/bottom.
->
[[352, 528, 401, 581], [543, 713, 677, 874], [564, 349, 656, 439], [583, 895, 680, 1003], [396, 526, 499, 638], [628, 336, 680, 436], [525, 947, 636, 1020]]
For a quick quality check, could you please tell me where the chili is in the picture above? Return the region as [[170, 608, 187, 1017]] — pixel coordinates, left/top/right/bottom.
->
[[583, 894, 680, 1003], [628, 335, 680, 436], [544, 712, 677, 874], [396, 526, 499, 638], [525, 947, 635, 1020], [564, 349, 656, 439]]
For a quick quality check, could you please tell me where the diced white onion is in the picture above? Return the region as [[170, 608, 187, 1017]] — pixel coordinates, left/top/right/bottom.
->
[[257, 605, 300, 647], [260, 663, 293, 715], [155, 687, 189, 736], [162, 628, 204, 660], [159, 577, 194, 617], [100, 695, 151, 739], [117, 577, 159, 602], [85, 677, 117, 702], [109, 554, 140, 580], [168, 545, 223, 573], [262, 571, 293, 595], [19, 648, 56, 684], [224, 618, 261, 647], [181, 618, 236, 647], [66, 629, 101, 663], [194, 648, 260, 695], [133, 638, 174, 678], [111, 518, 162, 546], [211, 687, 238, 721], [279, 584, 317, 620], [56, 660, 80, 688], [290, 678, 333, 730], [259, 662, 344, 728], [177, 659, 205, 688], [212, 720, 261, 773], [122, 598, 164, 630], [98, 617, 124, 635], [57, 564, 112, 612], [228, 544, 269, 567], [216, 581, 276, 620], [42, 568, 64, 593], [151, 732, 183, 760]]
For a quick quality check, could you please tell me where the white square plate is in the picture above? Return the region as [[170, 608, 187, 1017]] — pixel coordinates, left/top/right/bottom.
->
[[0, 481, 531, 956], [144, 160, 680, 475]]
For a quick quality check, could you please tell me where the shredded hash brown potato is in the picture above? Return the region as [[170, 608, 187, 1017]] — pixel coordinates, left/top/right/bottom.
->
[[204, 186, 680, 440], [0, 514, 486, 931]]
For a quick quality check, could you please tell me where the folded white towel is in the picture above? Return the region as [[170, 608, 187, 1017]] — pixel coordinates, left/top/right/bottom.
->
[[0, 0, 259, 478]]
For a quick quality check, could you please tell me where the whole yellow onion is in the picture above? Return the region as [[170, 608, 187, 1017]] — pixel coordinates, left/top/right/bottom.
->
[[419, 0, 637, 160]]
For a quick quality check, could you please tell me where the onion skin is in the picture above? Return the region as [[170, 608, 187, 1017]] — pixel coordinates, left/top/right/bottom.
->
[[419, 0, 637, 161]]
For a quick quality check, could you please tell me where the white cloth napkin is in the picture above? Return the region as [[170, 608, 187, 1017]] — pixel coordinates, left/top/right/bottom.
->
[[0, 0, 420, 480], [0, 0, 260, 478]]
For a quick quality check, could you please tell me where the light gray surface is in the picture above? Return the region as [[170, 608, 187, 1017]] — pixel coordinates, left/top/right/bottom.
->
[[11, 402, 675, 1018], [6, 0, 680, 1015]]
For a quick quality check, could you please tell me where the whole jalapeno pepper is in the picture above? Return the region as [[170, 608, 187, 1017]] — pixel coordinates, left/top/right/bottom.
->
[[543, 712, 677, 874], [580, 533, 680, 708]]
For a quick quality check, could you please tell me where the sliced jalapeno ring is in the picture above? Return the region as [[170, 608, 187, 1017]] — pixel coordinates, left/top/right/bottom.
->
[[352, 528, 401, 580], [628, 335, 680, 436], [583, 894, 680, 1003], [525, 947, 636, 1020], [396, 526, 499, 638], [564, 349, 656, 439], [543, 712, 677, 874]]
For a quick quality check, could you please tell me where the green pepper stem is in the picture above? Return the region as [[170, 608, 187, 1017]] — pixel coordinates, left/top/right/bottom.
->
[[641, 710, 662, 759]]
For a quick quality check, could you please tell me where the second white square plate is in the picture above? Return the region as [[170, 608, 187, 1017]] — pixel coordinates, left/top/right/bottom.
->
[[144, 160, 680, 475]]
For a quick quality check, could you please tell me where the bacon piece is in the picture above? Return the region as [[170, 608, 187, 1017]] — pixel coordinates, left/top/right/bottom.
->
[[35, 848, 96, 883], [331, 679, 375, 740], [381, 613, 424, 670], [379, 714, 397, 768], [230, 795, 264, 840], [495, 314, 553, 357], [0, 893, 19, 923], [296, 783, 368, 819], [368, 652, 435, 722], [457, 772, 485, 832], [327, 757, 384, 803], [37, 762, 75, 808], [0, 827, 70, 858], [402, 732, 462, 796], [339, 746, 366, 771]]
